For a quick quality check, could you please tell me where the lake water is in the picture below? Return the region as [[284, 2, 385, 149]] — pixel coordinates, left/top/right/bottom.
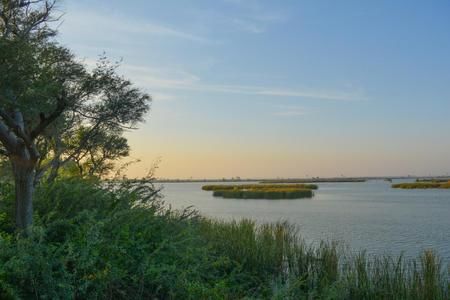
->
[[159, 179, 450, 261]]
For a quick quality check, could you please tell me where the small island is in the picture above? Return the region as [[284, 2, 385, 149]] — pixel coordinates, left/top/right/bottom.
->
[[202, 184, 317, 199], [392, 181, 450, 189]]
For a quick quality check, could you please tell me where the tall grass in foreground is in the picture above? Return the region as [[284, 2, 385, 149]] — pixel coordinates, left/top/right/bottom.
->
[[0, 179, 448, 299], [199, 219, 449, 299]]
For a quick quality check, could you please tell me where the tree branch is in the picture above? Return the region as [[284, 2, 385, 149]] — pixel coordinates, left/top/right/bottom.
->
[[61, 120, 102, 164], [0, 118, 18, 152], [0, 107, 39, 159], [0, 107, 19, 132], [30, 96, 67, 140], [0, 147, 8, 156]]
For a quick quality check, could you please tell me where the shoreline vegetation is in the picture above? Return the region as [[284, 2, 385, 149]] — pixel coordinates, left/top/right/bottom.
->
[[1, 178, 448, 299], [202, 184, 317, 199], [392, 181, 450, 189]]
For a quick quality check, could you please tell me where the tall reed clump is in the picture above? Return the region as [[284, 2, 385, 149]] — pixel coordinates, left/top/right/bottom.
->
[[197, 219, 341, 298], [339, 250, 448, 300], [198, 219, 449, 299]]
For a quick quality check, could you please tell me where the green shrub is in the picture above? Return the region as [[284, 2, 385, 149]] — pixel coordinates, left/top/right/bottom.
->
[[0, 181, 14, 234], [0, 178, 247, 299], [0, 178, 448, 299]]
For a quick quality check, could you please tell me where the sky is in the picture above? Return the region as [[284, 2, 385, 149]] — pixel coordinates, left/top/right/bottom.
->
[[58, 0, 450, 179]]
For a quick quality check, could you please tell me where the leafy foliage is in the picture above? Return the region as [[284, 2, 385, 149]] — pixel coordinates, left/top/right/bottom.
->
[[0, 178, 448, 299]]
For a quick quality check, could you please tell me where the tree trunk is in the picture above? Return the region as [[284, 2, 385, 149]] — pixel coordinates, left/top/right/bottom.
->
[[11, 157, 35, 231]]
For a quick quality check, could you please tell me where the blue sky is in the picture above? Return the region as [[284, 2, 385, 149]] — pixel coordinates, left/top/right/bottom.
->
[[59, 0, 450, 178]]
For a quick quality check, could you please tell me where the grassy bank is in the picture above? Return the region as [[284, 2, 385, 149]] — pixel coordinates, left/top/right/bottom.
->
[[203, 184, 317, 199], [392, 182, 450, 189], [0, 179, 448, 299]]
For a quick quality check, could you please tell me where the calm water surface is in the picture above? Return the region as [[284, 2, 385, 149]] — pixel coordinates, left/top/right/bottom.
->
[[159, 180, 450, 261]]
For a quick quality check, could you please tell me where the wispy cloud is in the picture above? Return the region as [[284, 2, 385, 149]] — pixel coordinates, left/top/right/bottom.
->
[[151, 93, 177, 102], [231, 18, 265, 34], [274, 105, 308, 117], [119, 64, 366, 101], [223, 0, 288, 33], [256, 88, 364, 101], [119, 64, 200, 89], [62, 10, 211, 43]]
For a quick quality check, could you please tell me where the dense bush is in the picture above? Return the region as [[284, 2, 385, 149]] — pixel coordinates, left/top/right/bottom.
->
[[0, 178, 227, 299], [0, 178, 448, 299]]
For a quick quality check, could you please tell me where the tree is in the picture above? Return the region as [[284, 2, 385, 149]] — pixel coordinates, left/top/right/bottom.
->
[[0, 0, 151, 230]]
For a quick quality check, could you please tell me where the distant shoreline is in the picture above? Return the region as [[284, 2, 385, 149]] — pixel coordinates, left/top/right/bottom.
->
[[154, 176, 450, 183]]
